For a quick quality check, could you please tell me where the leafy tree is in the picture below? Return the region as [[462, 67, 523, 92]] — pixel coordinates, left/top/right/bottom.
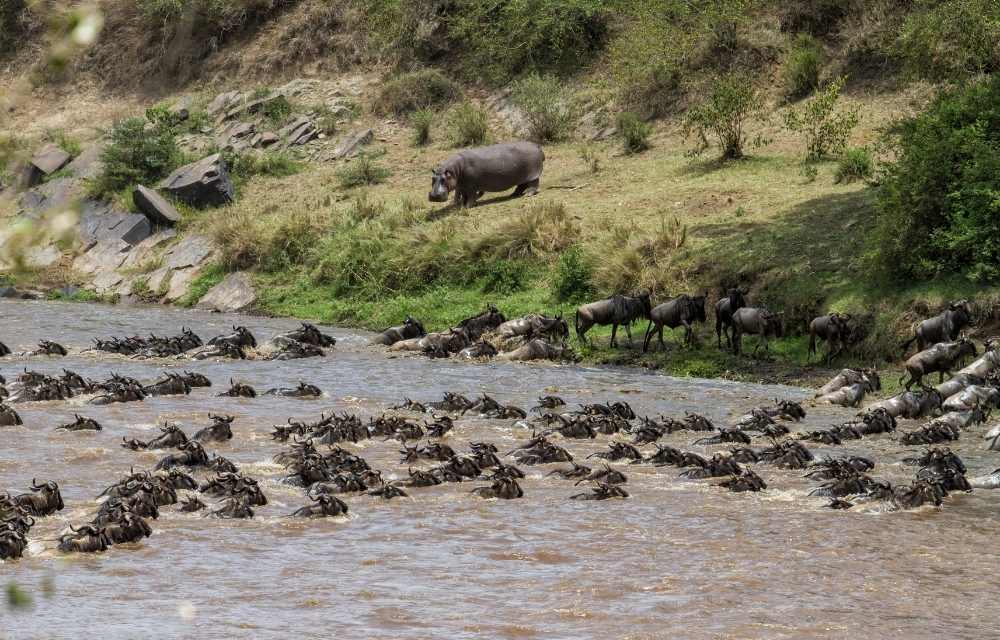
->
[[684, 74, 768, 159]]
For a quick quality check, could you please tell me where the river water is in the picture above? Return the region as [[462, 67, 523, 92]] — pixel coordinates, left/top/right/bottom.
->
[[1, 299, 998, 639]]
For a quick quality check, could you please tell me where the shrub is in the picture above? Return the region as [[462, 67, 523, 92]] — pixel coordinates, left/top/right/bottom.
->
[[44, 129, 81, 158], [618, 112, 652, 155], [896, 0, 1000, 81], [511, 73, 577, 142], [374, 69, 461, 115], [226, 151, 301, 186], [312, 104, 338, 135], [444, 0, 609, 83], [784, 76, 860, 161], [260, 95, 292, 127], [469, 200, 579, 260], [448, 102, 489, 147], [336, 154, 390, 188], [91, 116, 180, 198], [783, 34, 823, 100], [552, 245, 593, 302], [577, 144, 600, 173], [874, 75, 1000, 282], [410, 109, 433, 147], [684, 74, 768, 160], [834, 146, 873, 184], [481, 260, 527, 295]]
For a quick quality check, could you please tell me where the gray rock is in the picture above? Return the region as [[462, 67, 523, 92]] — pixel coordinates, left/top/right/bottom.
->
[[258, 132, 279, 148], [146, 266, 171, 294], [164, 266, 202, 302], [170, 96, 193, 121], [158, 154, 234, 207], [162, 234, 214, 270], [207, 90, 243, 116], [30, 144, 71, 175], [78, 201, 151, 247], [120, 229, 177, 270], [217, 121, 256, 150], [63, 143, 105, 180], [16, 177, 81, 218], [10, 162, 41, 190], [23, 244, 62, 269], [332, 128, 373, 160], [196, 271, 256, 312], [133, 185, 181, 226], [72, 238, 130, 275], [93, 270, 125, 293]]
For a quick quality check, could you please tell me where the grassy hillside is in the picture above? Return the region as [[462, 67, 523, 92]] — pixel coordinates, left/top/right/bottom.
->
[[3, 0, 1000, 387]]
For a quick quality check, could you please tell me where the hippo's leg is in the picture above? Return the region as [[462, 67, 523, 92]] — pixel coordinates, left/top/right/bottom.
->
[[512, 179, 540, 198]]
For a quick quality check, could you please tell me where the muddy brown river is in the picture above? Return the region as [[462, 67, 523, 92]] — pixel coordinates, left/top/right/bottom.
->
[[2, 299, 999, 639]]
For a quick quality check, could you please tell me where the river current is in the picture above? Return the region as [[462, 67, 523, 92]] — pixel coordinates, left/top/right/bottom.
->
[[1, 299, 998, 640]]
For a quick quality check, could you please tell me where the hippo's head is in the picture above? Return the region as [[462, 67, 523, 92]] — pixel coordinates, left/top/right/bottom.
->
[[429, 168, 456, 202]]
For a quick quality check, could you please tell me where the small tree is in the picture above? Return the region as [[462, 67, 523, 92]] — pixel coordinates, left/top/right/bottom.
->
[[511, 73, 577, 143], [684, 74, 768, 160], [784, 76, 860, 161]]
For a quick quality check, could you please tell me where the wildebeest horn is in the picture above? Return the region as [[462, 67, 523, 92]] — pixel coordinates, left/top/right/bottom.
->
[[31, 478, 42, 490]]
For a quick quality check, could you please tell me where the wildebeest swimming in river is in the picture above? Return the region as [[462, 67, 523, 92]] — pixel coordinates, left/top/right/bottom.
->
[[370, 316, 426, 346], [642, 293, 707, 352], [715, 287, 748, 349], [575, 293, 652, 347], [901, 300, 973, 354]]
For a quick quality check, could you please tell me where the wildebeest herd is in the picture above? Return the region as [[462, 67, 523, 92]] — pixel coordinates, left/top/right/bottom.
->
[[2, 295, 1000, 562]]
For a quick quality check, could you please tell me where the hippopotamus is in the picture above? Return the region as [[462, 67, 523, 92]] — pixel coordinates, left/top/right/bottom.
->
[[429, 141, 544, 207]]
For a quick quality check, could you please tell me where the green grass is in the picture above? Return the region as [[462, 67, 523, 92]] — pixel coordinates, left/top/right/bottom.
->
[[179, 264, 225, 307]]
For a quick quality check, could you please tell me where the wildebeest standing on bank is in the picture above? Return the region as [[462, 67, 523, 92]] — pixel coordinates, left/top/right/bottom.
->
[[731, 307, 784, 355], [429, 141, 545, 208], [900, 339, 978, 390], [901, 300, 973, 353], [575, 293, 652, 347], [808, 313, 851, 363], [642, 293, 707, 352], [715, 288, 748, 349]]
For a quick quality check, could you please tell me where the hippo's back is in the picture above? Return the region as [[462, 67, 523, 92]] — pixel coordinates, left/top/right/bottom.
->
[[451, 141, 544, 192]]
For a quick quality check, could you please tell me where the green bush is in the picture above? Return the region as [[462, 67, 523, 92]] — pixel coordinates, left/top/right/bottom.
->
[[410, 109, 433, 147], [261, 95, 292, 127], [444, 0, 609, 83], [374, 69, 461, 115], [834, 146, 873, 184], [336, 154, 391, 188], [783, 34, 823, 100], [552, 245, 593, 302], [511, 73, 577, 142], [91, 116, 181, 198], [784, 76, 860, 161], [481, 260, 527, 295], [896, 0, 1000, 81], [448, 102, 489, 147], [618, 112, 652, 155], [684, 74, 768, 160], [874, 75, 1000, 282]]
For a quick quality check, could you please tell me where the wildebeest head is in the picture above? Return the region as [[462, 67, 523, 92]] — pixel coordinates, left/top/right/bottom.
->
[[727, 287, 748, 310], [691, 293, 708, 323], [404, 316, 426, 337], [429, 168, 456, 202], [30, 479, 64, 512]]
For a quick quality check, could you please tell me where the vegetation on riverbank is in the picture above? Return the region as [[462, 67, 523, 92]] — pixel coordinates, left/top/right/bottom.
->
[[4, 0, 1000, 388]]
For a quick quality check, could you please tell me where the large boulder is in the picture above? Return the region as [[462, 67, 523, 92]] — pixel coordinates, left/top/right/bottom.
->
[[63, 143, 105, 180], [331, 129, 373, 160], [133, 185, 181, 226], [280, 117, 318, 147], [207, 90, 243, 116], [16, 177, 81, 218], [120, 229, 177, 270], [78, 201, 151, 247], [196, 271, 256, 312], [72, 238, 131, 275], [162, 234, 214, 271], [158, 154, 234, 207], [30, 144, 71, 176]]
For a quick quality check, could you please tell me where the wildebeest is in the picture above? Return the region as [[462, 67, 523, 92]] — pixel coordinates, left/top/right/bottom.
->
[[496, 339, 571, 362], [642, 293, 707, 352], [58, 524, 110, 553], [103, 511, 153, 545], [429, 141, 545, 207], [900, 339, 977, 390], [808, 313, 851, 363], [730, 307, 784, 355], [264, 382, 322, 398], [816, 368, 881, 397], [143, 373, 191, 397], [218, 379, 257, 398], [458, 305, 507, 341], [814, 374, 880, 408], [371, 316, 426, 346], [14, 479, 64, 516], [715, 287, 748, 349], [193, 414, 235, 443], [292, 494, 349, 517], [57, 414, 102, 431], [868, 388, 943, 420], [497, 314, 569, 343], [273, 322, 337, 348], [575, 293, 652, 347], [901, 300, 973, 354], [208, 325, 257, 349], [0, 403, 22, 426]]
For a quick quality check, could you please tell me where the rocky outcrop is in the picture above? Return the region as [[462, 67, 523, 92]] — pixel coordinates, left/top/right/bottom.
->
[[330, 128, 373, 160], [78, 201, 151, 247], [207, 90, 243, 117], [158, 154, 234, 207], [133, 185, 181, 226], [280, 117, 318, 147], [196, 272, 256, 312]]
